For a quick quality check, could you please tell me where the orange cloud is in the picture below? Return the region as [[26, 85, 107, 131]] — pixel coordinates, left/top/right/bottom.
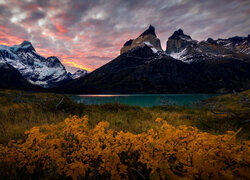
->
[[62, 61, 93, 72], [55, 23, 68, 33], [0, 30, 24, 46], [36, 48, 93, 71]]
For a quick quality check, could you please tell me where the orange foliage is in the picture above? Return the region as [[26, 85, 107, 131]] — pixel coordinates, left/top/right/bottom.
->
[[0, 116, 249, 179]]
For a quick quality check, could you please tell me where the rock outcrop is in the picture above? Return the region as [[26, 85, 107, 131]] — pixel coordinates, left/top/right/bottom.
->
[[120, 25, 163, 54], [67, 69, 89, 79], [166, 29, 250, 64], [166, 29, 196, 54]]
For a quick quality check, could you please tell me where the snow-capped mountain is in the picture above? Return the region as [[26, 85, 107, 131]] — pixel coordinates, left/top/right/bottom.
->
[[215, 35, 250, 54], [61, 26, 250, 94], [0, 41, 67, 87], [67, 69, 89, 79], [166, 29, 250, 63]]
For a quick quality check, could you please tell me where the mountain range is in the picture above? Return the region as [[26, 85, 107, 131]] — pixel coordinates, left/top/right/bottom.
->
[[0, 25, 249, 93], [60, 25, 250, 94]]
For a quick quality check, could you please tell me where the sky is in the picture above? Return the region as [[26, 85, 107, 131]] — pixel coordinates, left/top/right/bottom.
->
[[0, 0, 249, 72]]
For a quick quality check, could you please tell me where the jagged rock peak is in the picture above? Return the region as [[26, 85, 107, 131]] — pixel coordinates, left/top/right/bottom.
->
[[21, 40, 32, 46], [139, 25, 157, 37], [166, 29, 194, 54], [120, 25, 162, 54], [20, 40, 35, 51], [169, 29, 191, 40], [46, 56, 65, 68], [207, 38, 217, 44], [68, 69, 89, 79], [47, 56, 60, 61]]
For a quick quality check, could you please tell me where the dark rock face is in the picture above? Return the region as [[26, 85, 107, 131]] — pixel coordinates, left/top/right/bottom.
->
[[46, 56, 63, 68], [0, 63, 41, 90], [166, 29, 250, 64], [124, 39, 133, 46], [20, 41, 36, 52], [139, 25, 157, 37], [166, 29, 194, 54], [61, 46, 250, 94], [215, 35, 250, 55], [120, 25, 162, 54], [168, 29, 191, 39], [207, 38, 217, 44]]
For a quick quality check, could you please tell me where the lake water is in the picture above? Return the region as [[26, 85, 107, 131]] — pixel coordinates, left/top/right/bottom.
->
[[71, 94, 218, 107]]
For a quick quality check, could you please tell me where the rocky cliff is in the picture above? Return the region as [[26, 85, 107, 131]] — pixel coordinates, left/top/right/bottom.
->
[[120, 25, 163, 54]]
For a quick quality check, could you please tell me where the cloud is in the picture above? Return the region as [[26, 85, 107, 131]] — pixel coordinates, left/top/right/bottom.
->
[[0, 0, 249, 71], [23, 10, 46, 23]]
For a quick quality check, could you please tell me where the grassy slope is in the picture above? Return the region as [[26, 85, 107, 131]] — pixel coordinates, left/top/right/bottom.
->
[[0, 89, 249, 144]]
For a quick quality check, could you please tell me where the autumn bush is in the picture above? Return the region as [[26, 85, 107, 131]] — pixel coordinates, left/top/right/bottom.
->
[[0, 116, 249, 180]]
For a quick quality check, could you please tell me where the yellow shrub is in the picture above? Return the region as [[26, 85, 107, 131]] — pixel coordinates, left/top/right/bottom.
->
[[0, 116, 249, 179]]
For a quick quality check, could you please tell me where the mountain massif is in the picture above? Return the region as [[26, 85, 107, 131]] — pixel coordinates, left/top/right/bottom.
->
[[61, 25, 250, 94], [0, 41, 88, 88], [0, 25, 249, 93]]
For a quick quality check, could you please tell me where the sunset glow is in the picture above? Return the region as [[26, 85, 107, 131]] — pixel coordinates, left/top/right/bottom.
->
[[0, 0, 249, 72]]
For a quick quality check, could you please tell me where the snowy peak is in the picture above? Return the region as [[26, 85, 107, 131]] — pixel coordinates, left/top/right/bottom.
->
[[0, 41, 68, 87], [70, 69, 89, 79], [20, 41, 34, 49], [12, 41, 36, 52], [207, 35, 250, 55], [46, 56, 64, 68], [166, 29, 250, 64], [120, 25, 163, 54]]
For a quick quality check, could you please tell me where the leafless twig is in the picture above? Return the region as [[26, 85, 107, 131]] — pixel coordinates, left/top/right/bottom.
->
[[56, 97, 64, 109], [12, 92, 23, 103], [233, 90, 250, 106], [210, 100, 235, 116], [130, 167, 146, 179]]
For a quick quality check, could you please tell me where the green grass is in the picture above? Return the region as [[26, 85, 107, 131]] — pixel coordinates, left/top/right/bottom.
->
[[0, 89, 249, 145]]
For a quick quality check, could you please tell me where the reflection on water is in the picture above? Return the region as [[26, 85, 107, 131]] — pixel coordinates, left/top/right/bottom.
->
[[71, 94, 218, 107]]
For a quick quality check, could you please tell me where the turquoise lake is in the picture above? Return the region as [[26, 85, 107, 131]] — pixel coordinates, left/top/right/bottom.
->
[[71, 94, 218, 107]]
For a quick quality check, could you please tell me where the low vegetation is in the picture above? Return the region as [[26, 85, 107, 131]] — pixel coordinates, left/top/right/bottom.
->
[[0, 89, 249, 179], [1, 116, 249, 179]]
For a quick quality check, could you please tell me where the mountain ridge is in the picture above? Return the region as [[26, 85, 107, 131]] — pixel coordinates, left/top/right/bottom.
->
[[0, 25, 249, 93], [0, 41, 88, 88], [60, 26, 250, 94]]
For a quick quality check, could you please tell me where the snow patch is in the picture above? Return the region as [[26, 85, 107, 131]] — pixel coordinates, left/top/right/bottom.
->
[[143, 41, 159, 54], [169, 48, 187, 60], [71, 70, 88, 79]]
